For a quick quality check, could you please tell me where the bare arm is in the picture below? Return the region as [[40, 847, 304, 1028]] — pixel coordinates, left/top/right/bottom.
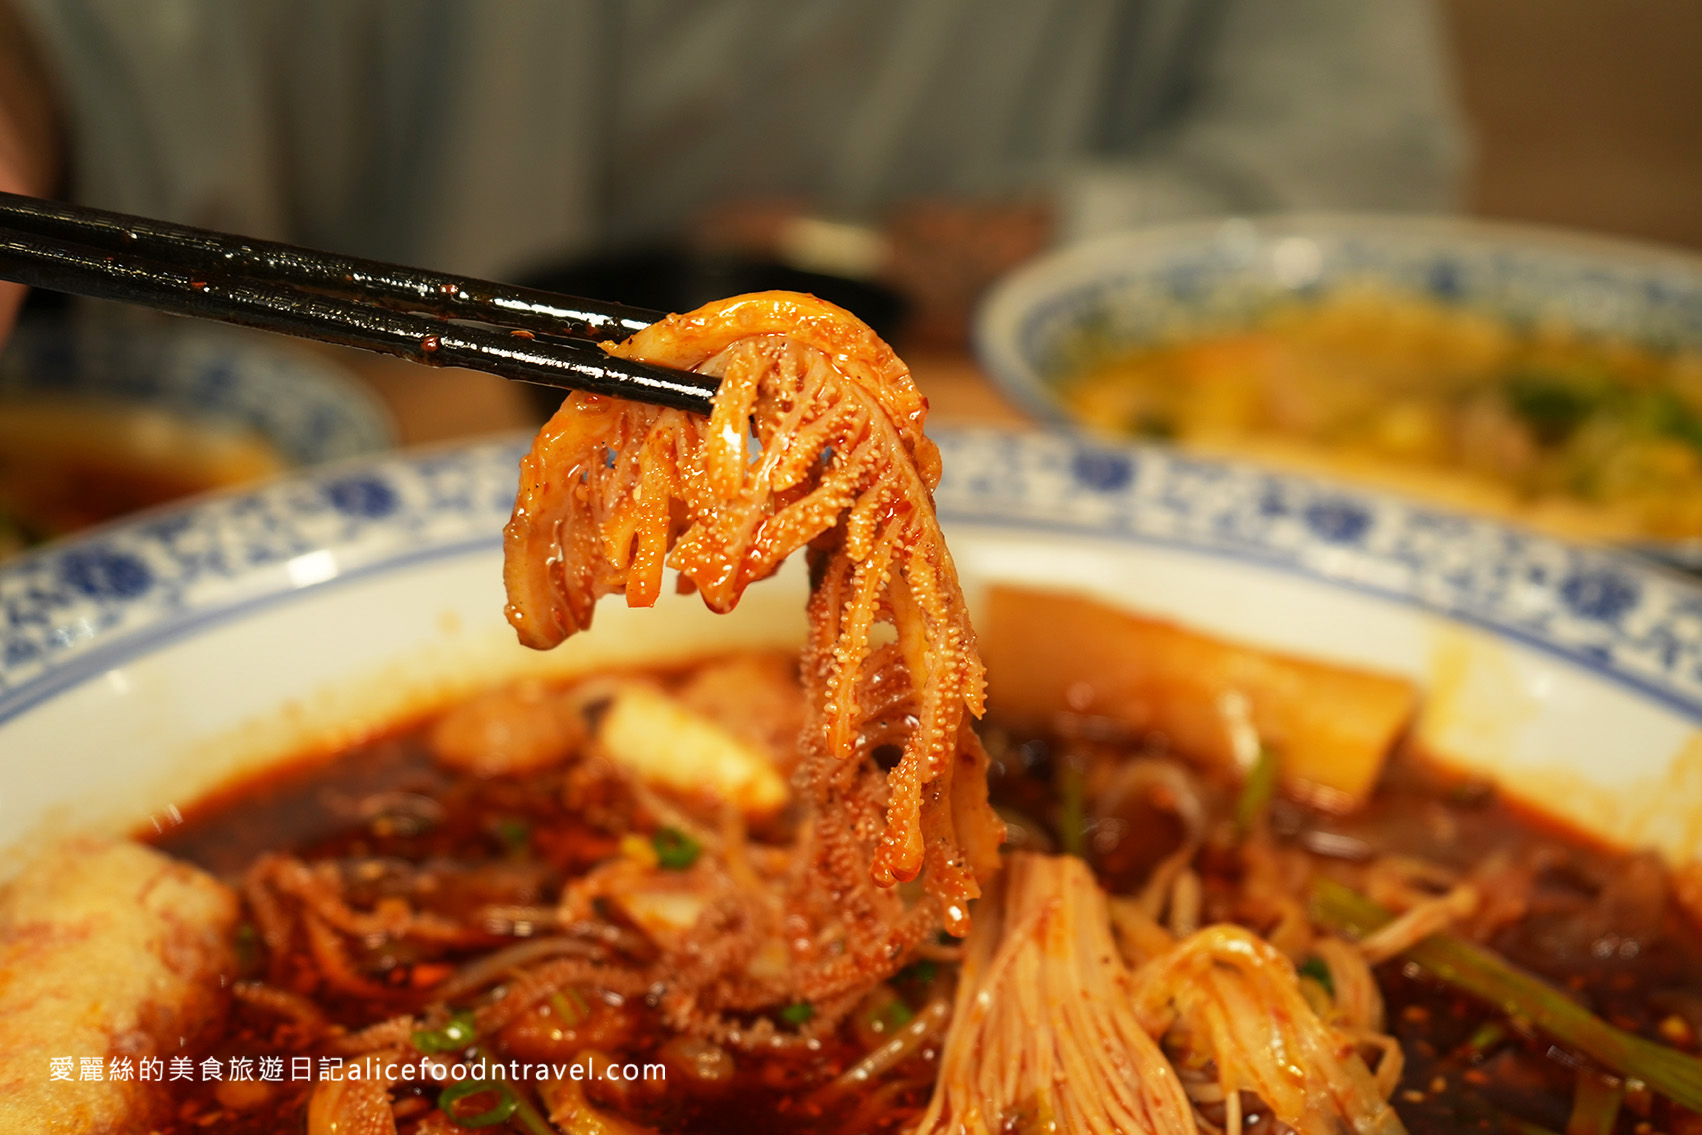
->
[[0, 0, 63, 341]]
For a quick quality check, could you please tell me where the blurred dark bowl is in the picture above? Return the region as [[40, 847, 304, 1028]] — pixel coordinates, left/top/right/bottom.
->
[[517, 248, 907, 419]]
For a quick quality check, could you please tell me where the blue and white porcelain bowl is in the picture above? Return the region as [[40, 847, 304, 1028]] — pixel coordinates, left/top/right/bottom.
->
[[0, 318, 396, 466], [976, 214, 1702, 563], [1, 428, 1699, 871]]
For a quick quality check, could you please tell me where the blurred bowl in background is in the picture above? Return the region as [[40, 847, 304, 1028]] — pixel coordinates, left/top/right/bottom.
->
[[975, 214, 1702, 565], [0, 319, 395, 556]]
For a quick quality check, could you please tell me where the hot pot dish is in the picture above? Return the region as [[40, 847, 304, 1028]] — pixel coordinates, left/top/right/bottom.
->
[[4, 294, 1702, 1135]]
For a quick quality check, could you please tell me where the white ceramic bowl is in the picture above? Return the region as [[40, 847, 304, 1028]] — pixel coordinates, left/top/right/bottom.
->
[[2, 428, 1699, 870], [975, 214, 1702, 564]]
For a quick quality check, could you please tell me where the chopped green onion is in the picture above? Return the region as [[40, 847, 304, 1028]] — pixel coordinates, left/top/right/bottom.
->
[[876, 998, 915, 1031], [652, 826, 702, 870], [1235, 745, 1280, 836], [509, 1089, 557, 1135], [860, 989, 916, 1035], [779, 1001, 815, 1025], [1135, 413, 1177, 440], [1311, 878, 1702, 1113], [1057, 757, 1087, 859], [549, 986, 590, 1026], [234, 922, 260, 971], [547, 991, 577, 1025], [1298, 955, 1335, 997], [413, 1008, 478, 1054], [1503, 370, 1601, 445], [438, 1078, 518, 1127], [0, 510, 44, 552], [1461, 1021, 1507, 1060], [1567, 1071, 1624, 1135], [494, 818, 531, 851], [459, 1045, 555, 1135], [1649, 389, 1702, 452], [899, 959, 939, 987]]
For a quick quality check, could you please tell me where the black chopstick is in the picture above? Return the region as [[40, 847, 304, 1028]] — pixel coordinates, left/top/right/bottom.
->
[[0, 191, 663, 340], [0, 193, 719, 415]]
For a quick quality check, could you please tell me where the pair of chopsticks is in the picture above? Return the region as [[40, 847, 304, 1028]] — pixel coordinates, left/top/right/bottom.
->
[[0, 191, 720, 414]]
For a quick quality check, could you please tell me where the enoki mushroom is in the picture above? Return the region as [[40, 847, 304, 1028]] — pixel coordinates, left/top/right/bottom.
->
[[1131, 924, 1407, 1135], [915, 852, 1197, 1135]]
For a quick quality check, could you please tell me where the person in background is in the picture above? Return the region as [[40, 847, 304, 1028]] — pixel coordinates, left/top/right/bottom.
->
[[0, 0, 60, 342], [0, 0, 1465, 347]]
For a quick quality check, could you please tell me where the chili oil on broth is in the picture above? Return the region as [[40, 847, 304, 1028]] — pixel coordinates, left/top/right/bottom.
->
[[1061, 287, 1702, 544], [150, 652, 948, 1135], [135, 615, 1702, 1135], [0, 395, 285, 558]]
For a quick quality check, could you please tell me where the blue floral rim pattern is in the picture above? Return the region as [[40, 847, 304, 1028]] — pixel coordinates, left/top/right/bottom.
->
[[3, 428, 1701, 725], [0, 319, 395, 464]]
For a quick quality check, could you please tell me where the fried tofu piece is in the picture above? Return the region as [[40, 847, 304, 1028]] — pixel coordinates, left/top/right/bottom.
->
[[0, 838, 238, 1134], [985, 587, 1416, 810], [598, 684, 790, 817], [674, 651, 807, 770]]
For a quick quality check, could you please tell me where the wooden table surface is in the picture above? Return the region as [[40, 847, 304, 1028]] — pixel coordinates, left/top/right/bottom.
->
[[333, 345, 1032, 447]]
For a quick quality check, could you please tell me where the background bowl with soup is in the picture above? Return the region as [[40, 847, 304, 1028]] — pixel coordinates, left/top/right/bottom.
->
[[0, 318, 395, 558], [975, 215, 1702, 564]]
